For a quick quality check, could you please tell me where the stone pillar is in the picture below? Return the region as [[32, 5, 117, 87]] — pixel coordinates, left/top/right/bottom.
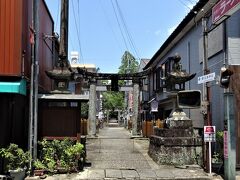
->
[[118, 110, 120, 125], [88, 80, 97, 136], [132, 79, 140, 136]]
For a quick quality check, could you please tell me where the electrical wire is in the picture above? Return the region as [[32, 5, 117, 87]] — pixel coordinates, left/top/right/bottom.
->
[[77, 0, 84, 64], [110, 0, 129, 52], [184, 0, 197, 5], [55, 0, 60, 31], [69, 34, 75, 52], [71, 0, 84, 64], [114, 0, 140, 60], [178, 0, 193, 11], [99, 0, 123, 52]]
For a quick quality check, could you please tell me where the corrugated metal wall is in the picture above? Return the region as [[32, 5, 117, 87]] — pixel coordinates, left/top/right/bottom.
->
[[38, 0, 54, 91], [0, 0, 23, 76], [0, 0, 54, 91]]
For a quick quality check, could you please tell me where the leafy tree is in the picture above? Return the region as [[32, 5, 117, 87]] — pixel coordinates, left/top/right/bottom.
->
[[118, 51, 139, 74], [102, 92, 124, 111], [102, 51, 138, 119], [118, 51, 139, 86]]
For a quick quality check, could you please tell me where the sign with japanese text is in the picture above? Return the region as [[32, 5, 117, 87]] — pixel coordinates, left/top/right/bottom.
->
[[224, 131, 228, 158], [204, 126, 216, 142], [151, 100, 158, 112], [212, 0, 240, 24], [197, 72, 215, 84]]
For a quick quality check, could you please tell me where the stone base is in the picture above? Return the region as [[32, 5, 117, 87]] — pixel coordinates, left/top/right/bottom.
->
[[154, 126, 193, 137], [166, 119, 193, 129], [149, 127, 202, 166]]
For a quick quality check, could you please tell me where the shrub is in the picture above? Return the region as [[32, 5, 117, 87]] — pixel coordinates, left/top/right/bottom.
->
[[0, 144, 30, 171], [37, 138, 84, 173]]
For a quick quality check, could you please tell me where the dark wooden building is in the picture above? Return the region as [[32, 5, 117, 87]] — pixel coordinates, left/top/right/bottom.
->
[[0, 0, 54, 152]]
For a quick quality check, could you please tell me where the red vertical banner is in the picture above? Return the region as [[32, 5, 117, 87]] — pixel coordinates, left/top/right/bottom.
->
[[224, 131, 228, 159]]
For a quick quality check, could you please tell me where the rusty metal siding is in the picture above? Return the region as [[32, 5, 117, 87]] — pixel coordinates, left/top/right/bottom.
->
[[21, 0, 32, 78], [0, 0, 23, 76], [0, 0, 54, 91], [38, 0, 54, 91]]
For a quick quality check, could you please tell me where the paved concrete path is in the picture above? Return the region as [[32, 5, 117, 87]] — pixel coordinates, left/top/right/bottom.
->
[[43, 126, 225, 180]]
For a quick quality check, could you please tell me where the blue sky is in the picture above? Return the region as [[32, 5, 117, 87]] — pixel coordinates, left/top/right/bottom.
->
[[45, 0, 197, 73]]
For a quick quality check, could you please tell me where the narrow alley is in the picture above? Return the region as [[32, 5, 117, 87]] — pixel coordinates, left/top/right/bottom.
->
[[44, 121, 223, 180]]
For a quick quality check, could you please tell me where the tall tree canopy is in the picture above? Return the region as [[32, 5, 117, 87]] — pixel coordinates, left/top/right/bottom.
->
[[101, 51, 139, 117], [118, 51, 139, 74]]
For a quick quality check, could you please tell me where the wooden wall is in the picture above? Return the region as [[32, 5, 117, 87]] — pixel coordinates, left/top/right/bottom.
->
[[39, 106, 81, 138]]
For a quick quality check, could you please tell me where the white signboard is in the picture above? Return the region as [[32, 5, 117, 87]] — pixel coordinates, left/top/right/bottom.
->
[[197, 72, 215, 84], [151, 100, 158, 112], [204, 126, 216, 142]]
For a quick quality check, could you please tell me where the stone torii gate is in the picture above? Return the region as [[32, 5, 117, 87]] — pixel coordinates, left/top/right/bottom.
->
[[76, 67, 150, 137]]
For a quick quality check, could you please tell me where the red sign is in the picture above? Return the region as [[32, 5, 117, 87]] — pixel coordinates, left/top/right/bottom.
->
[[212, 0, 240, 24], [204, 126, 215, 134], [224, 131, 228, 158]]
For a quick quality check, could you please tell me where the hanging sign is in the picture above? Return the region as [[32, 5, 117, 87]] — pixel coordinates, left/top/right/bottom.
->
[[151, 100, 158, 112]]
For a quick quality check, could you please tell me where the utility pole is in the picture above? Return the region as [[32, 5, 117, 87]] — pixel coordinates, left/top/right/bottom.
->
[[224, 92, 236, 180], [202, 17, 212, 173], [59, 0, 69, 66], [222, 21, 236, 180], [29, 0, 39, 174]]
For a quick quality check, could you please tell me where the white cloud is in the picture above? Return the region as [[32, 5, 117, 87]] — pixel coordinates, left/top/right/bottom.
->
[[155, 29, 161, 36], [167, 25, 177, 36], [184, 2, 196, 14]]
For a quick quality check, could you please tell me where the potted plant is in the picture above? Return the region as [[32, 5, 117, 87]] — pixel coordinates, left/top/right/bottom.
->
[[33, 159, 46, 176], [0, 143, 30, 180]]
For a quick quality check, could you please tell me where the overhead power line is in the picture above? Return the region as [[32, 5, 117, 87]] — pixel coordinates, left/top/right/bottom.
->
[[71, 0, 84, 63], [77, 0, 84, 64], [110, 0, 129, 52], [114, 0, 140, 60], [55, 0, 60, 31], [178, 0, 196, 11], [99, 0, 123, 52]]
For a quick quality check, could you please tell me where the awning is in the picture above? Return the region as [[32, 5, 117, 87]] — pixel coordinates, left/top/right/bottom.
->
[[0, 79, 26, 96], [38, 94, 89, 100]]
